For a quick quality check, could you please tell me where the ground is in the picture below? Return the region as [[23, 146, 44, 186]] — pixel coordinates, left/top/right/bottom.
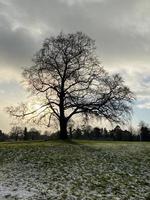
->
[[0, 140, 150, 200]]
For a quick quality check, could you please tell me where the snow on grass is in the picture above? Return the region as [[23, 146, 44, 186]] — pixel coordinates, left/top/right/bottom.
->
[[0, 141, 149, 199]]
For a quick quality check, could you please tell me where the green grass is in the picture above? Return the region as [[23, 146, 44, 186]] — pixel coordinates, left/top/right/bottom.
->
[[0, 140, 149, 200]]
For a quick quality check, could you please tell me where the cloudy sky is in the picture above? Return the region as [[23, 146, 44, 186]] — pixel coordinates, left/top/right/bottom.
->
[[0, 0, 150, 132]]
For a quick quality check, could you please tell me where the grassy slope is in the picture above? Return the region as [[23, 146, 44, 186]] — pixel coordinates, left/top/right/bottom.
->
[[0, 140, 150, 200]]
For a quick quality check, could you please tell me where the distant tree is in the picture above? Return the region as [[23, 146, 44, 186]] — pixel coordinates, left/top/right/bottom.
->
[[114, 125, 123, 140], [10, 126, 23, 141], [0, 130, 7, 141], [7, 32, 134, 139], [109, 125, 122, 140], [139, 121, 150, 141], [23, 127, 28, 140], [83, 125, 93, 139], [73, 128, 83, 139], [92, 127, 102, 139], [122, 130, 133, 141], [28, 128, 41, 140]]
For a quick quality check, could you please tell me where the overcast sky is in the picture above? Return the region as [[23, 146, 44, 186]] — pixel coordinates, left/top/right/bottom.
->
[[0, 0, 150, 132]]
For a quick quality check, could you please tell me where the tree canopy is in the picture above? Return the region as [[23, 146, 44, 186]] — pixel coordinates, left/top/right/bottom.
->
[[7, 32, 135, 139]]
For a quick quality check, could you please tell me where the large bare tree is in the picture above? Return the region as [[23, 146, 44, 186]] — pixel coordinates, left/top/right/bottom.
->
[[7, 32, 134, 139]]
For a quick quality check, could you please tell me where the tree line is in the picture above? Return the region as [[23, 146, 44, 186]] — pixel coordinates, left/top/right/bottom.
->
[[0, 122, 150, 142], [0, 127, 49, 141]]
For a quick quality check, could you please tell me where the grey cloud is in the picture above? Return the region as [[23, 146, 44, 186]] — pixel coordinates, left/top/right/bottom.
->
[[0, 16, 39, 68], [1, 0, 150, 68]]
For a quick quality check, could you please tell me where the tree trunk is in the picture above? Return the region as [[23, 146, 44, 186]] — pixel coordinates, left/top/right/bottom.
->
[[59, 117, 68, 139], [59, 80, 68, 140]]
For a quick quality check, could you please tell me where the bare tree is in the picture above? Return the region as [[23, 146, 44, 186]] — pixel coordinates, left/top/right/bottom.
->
[[6, 32, 134, 139], [10, 126, 23, 141]]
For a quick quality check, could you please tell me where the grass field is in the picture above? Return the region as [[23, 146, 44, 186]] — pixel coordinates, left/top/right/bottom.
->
[[0, 140, 150, 200]]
